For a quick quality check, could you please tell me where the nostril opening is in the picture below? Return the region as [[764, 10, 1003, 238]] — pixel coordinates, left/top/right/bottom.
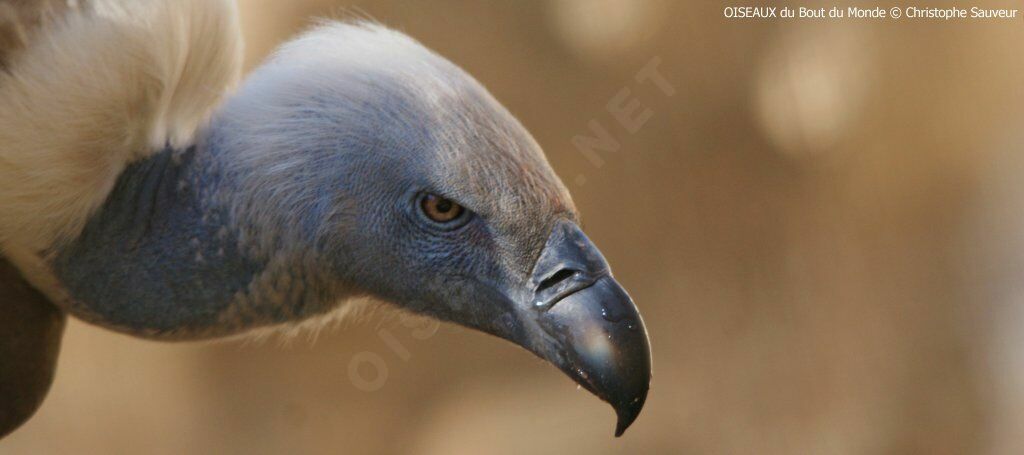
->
[[537, 268, 577, 294]]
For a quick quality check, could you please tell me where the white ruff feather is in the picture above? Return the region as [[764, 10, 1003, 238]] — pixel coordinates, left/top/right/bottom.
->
[[0, 0, 242, 259]]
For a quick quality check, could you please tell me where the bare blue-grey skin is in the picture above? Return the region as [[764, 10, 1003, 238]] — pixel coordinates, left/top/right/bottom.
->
[[48, 24, 651, 435]]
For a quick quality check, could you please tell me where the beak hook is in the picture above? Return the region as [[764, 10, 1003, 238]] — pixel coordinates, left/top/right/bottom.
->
[[524, 219, 652, 436]]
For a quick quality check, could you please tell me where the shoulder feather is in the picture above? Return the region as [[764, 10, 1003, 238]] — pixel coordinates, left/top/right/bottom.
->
[[0, 0, 242, 254], [0, 0, 84, 70]]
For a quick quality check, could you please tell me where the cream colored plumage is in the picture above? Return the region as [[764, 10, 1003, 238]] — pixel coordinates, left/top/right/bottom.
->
[[0, 0, 241, 259]]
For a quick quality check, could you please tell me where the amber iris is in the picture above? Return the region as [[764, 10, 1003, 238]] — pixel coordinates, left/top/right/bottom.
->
[[421, 194, 464, 223]]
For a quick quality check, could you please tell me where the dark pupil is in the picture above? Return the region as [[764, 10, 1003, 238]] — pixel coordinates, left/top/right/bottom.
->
[[435, 198, 452, 213]]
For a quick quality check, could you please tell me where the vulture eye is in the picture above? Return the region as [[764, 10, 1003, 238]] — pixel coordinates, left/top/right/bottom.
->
[[419, 193, 466, 224]]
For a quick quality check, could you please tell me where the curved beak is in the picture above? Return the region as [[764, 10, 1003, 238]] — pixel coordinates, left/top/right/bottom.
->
[[519, 220, 651, 436]]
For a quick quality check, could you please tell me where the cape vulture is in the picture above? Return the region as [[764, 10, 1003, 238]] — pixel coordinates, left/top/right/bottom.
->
[[0, 0, 651, 438]]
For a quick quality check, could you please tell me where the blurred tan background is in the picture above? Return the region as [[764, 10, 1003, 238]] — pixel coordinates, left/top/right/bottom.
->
[[5, 0, 1024, 453]]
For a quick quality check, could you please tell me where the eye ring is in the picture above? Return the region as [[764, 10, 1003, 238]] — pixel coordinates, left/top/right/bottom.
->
[[418, 193, 469, 226]]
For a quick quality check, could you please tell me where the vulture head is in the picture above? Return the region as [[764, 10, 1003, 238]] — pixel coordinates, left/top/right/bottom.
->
[[0, 2, 650, 438], [208, 25, 652, 432]]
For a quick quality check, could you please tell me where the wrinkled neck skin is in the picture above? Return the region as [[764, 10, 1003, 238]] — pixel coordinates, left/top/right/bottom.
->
[[51, 125, 349, 340]]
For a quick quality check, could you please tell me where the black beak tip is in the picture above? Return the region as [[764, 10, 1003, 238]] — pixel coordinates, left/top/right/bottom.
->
[[608, 345, 650, 436], [538, 275, 652, 437], [524, 220, 652, 438], [613, 388, 648, 437], [614, 422, 627, 438]]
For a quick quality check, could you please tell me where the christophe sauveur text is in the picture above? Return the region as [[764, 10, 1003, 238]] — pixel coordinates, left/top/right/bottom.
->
[[723, 6, 1020, 20]]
